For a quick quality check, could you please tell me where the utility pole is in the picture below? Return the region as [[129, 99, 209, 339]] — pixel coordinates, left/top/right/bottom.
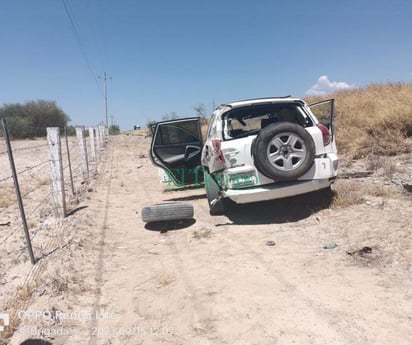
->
[[99, 72, 111, 128]]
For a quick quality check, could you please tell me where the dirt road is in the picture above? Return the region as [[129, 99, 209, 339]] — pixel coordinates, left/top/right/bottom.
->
[[7, 133, 412, 345]]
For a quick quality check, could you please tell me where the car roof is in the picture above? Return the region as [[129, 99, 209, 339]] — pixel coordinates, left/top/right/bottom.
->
[[221, 96, 305, 109]]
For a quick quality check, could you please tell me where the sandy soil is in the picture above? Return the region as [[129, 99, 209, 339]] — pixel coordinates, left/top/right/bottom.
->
[[2, 133, 412, 345]]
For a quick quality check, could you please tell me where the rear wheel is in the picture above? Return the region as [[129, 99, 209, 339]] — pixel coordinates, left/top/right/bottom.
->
[[204, 169, 226, 215]]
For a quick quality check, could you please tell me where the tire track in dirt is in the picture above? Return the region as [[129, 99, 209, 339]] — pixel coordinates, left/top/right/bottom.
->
[[192, 200, 354, 344], [88, 139, 115, 345], [193, 198, 412, 345], [166, 236, 220, 344]]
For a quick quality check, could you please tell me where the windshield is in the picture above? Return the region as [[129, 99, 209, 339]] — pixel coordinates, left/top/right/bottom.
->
[[222, 103, 312, 140]]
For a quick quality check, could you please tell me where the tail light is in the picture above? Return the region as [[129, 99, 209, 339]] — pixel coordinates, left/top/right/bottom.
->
[[317, 124, 331, 146], [212, 139, 225, 163]]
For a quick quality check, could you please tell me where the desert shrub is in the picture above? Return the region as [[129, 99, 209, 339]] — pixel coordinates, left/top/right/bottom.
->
[[0, 100, 70, 139], [305, 82, 412, 158]]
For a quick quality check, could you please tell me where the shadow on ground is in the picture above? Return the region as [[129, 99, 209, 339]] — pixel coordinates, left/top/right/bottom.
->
[[20, 340, 52, 345], [145, 218, 196, 232], [66, 205, 88, 217], [164, 193, 207, 202], [220, 189, 335, 225]]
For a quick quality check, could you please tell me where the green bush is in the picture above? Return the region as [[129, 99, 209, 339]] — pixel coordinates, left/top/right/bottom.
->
[[0, 100, 70, 139]]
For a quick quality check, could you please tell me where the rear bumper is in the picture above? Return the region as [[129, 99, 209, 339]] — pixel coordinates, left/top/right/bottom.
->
[[222, 179, 331, 204]]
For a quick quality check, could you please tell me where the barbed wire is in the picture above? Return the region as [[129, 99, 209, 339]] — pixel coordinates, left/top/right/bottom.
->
[[63, 156, 81, 170], [0, 203, 17, 217], [1, 125, 105, 275], [4, 142, 48, 153], [14, 160, 50, 176], [1, 197, 56, 275], [0, 220, 23, 247], [0, 190, 54, 247], [0, 175, 13, 183], [0, 160, 50, 183], [21, 183, 50, 200], [0, 142, 48, 155]]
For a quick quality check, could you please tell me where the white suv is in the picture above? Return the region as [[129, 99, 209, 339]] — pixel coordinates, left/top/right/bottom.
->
[[150, 97, 338, 215]]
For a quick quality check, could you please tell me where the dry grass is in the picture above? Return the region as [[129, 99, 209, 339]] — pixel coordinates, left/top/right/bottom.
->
[[305, 82, 412, 158], [0, 308, 19, 341], [332, 178, 396, 208], [156, 274, 176, 288], [0, 186, 15, 208], [369, 184, 392, 198], [36, 176, 50, 186], [193, 227, 213, 239], [365, 154, 400, 178], [332, 180, 365, 207], [0, 282, 37, 341], [201, 124, 208, 141], [0, 195, 12, 208], [16, 282, 37, 302]]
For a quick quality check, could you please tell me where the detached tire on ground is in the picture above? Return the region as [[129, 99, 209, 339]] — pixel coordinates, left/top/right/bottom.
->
[[142, 202, 194, 223], [253, 122, 315, 181]]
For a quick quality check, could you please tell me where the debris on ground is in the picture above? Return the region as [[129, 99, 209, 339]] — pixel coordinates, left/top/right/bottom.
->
[[193, 228, 213, 239], [323, 242, 338, 249], [347, 246, 373, 256], [402, 183, 412, 193]]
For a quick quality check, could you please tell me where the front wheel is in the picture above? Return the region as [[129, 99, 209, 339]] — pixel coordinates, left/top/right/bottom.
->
[[204, 169, 226, 215]]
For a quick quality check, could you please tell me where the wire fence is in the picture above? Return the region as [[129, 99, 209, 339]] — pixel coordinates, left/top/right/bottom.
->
[[0, 121, 107, 278]]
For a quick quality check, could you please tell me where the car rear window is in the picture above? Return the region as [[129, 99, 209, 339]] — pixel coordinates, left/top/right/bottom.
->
[[222, 103, 312, 140]]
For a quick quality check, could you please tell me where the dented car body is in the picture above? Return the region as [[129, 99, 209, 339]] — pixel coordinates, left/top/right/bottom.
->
[[150, 96, 338, 214]]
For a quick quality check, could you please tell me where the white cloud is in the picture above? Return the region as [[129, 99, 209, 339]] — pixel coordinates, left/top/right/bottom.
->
[[305, 75, 354, 96]]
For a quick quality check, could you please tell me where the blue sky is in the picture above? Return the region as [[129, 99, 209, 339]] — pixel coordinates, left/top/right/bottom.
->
[[1, 0, 411, 130]]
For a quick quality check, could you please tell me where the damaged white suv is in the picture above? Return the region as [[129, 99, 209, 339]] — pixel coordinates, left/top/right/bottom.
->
[[150, 97, 338, 215]]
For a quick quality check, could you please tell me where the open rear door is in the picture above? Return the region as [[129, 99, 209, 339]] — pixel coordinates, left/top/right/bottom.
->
[[309, 99, 335, 142], [150, 117, 203, 186]]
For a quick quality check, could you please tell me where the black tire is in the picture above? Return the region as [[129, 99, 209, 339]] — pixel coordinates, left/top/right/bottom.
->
[[204, 169, 226, 215], [142, 202, 194, 223], [253, 122, 315, 181]]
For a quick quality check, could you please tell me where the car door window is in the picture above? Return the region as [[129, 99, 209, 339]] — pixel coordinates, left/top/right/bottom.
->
[[157, 122, 200, 145], [309, 99, 334, 128]]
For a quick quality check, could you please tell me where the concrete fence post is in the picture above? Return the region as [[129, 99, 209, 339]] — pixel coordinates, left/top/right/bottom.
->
[[88, 127, 96, 171], [47, 127, 66, 218], [99, 125, 105, 147], [95, 126, 101, 161], [76, 127, 89, 180]]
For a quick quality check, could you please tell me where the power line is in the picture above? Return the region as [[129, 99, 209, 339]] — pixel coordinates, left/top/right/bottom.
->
[[61, 0, 101, 91], [85, 0, 106, 75]]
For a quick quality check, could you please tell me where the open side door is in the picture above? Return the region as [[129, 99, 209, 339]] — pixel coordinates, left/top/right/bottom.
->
[[309, 99, 335, 141], [150, 117, 203, 186]]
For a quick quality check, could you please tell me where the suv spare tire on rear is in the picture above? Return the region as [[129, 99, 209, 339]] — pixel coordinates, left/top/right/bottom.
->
[[142, 202, 194, 223], [253, 122, 315, 181]]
